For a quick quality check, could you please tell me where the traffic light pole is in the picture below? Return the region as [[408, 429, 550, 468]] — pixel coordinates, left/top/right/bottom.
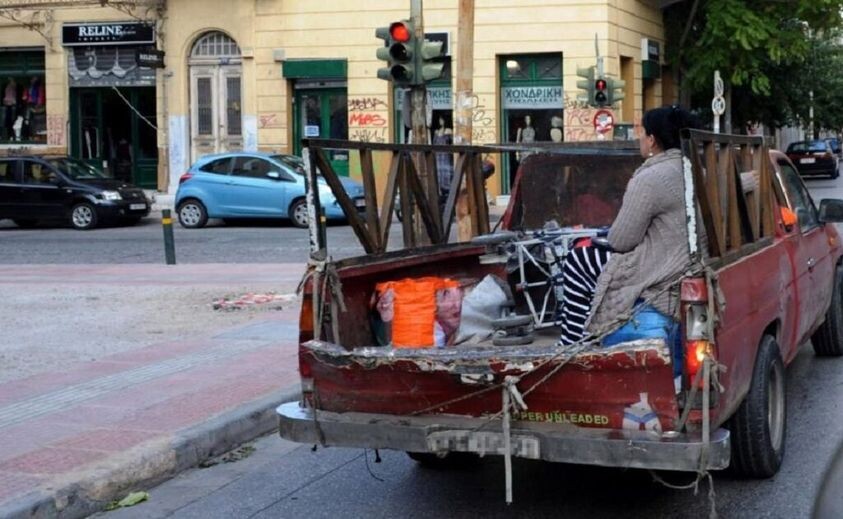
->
[[409, 0, 432, 244]]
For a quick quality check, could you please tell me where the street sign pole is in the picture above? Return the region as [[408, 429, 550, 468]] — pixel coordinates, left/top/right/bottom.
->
[[712, 70, 725, 134], [454, 0, 475, 241]]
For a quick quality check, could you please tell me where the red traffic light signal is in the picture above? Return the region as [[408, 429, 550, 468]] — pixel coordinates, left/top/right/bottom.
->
[[594, 78, 608, 106], [390, 22, 411, 42], [595, 79, 607, 91]]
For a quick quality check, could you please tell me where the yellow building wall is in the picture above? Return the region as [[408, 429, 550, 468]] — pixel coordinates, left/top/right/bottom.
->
[[0, 0, 665, 197]]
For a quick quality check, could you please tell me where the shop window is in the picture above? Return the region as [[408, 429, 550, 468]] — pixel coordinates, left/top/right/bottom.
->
[[0, 49, 46, 145], [394, 57, 453, 144], [499, 53, 563, 191]]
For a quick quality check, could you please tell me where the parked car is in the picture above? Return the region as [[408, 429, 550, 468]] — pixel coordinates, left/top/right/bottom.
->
[[0, 155, 151, 230], [826, 137, 841, 159], [787, 140, 839, 178], [175, 152, 366, 229]]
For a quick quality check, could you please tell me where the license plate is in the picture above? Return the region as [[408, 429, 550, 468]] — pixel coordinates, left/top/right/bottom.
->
[[426, 430, 541, 459], [129, 203, 147, 210], [354, 198, 366, 208], [801, 158, 816, 164]]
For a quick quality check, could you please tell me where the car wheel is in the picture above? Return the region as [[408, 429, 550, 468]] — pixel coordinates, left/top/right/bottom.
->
[[833, 167, 840, 179], [812, 267, 843, 356], [12, 219, 37, 228], [177, 199, 208, 229], [289, 198, 309, 228], [729, 334, 786, 478], [70, 202, 98, 230]]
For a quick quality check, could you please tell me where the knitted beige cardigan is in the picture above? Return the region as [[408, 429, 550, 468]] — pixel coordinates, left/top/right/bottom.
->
[[586, 148, 691, 335]]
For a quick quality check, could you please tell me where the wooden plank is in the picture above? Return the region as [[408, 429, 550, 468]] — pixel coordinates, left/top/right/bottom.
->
[[725, 148, 742, 251], [442, 153, 467, 238], [704, 142, 723, 244], [424, 151, 443, 232], [398, 153, 416, 248], [312, 148, 378, 254], [687, 137, 724, 257], [404, 154, 444, 244], [471, 153, 490, 235], [378, 152, 401, 253], [759, 145, 777, 237], [359, 148, 381, 251]]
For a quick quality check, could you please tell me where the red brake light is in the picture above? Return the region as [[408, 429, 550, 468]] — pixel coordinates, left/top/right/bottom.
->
[[685, 340, 715, 387], [390, 22, 411, 42], [179, 172, 193, 184]]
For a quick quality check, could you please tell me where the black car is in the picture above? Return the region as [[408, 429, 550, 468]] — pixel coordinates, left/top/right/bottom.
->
[[786, 140, 839, 178], [0, 156, 151, 230]]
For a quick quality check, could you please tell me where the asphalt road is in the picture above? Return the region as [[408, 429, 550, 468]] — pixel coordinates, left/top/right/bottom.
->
[[0, 216, 405, 264]]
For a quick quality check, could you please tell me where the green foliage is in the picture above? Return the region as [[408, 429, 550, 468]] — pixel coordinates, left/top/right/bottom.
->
[[665, 0, 843, 130]]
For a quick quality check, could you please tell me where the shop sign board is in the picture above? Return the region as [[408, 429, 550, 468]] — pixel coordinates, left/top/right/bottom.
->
[[137, 48, 165, 69], [502, 86, 563, 109], [63, 22, 155, 46]]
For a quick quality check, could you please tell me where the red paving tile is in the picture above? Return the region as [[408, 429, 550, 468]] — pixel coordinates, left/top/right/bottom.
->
[[0, 417, 90, 461], [0, 447, 108, 475], [53, 429, 158, 452]]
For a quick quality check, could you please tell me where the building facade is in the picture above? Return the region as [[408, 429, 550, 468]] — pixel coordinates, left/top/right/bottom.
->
[[0, 0, 671, 198]]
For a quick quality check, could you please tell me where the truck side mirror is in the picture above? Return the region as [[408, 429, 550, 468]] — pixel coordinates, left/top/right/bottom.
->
[[818, 199, 843, 223]]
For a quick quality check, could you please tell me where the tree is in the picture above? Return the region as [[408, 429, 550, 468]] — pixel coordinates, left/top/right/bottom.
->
[[664, 0, 843, 131]]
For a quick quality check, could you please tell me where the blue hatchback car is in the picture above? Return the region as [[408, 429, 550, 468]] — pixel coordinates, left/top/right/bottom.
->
[[175, 152, 365, 228]]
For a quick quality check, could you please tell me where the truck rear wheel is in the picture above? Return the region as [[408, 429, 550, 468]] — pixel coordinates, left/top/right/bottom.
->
[[812, 267, 843, 356], [729, 335, 786, 478]]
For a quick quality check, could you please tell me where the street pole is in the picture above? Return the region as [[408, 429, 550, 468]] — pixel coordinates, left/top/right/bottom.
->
[[410, 0, 430, 244], [712, 70, 724, 134], [454, 0, 474, 241]]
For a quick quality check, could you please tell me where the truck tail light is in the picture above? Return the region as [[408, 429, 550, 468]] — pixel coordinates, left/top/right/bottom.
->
[[681, 277, 716, 387]]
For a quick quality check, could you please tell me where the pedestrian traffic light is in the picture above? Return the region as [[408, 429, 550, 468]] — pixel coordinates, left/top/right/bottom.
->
[[607, 77, 625, 105], [576, 66, 595, 105], [417, 38, 445, 82], [594, 77, 608, 107], [375, 20, 415, 86]]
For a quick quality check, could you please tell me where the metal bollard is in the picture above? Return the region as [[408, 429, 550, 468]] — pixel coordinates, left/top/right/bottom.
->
[[161, 208, 176, 265]]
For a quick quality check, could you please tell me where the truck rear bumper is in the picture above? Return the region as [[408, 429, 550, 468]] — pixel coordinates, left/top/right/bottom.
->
[[277, 402, 730, 472]]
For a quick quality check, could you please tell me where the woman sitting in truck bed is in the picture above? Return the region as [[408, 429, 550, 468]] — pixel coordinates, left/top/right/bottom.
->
[[559, 105, 699, 346]]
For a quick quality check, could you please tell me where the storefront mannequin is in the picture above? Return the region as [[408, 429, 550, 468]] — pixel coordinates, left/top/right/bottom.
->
[[550, 115, 563, 143], [3, 78, 16, 140], [433, 116, 454, 195], [516, 114, 536, 161]]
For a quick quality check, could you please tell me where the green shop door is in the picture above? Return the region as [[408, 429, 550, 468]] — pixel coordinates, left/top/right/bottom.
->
[[293, 88, 348, 176], [69, 87, 159, 188]]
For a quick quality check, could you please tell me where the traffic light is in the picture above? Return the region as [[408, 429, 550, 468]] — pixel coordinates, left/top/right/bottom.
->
[[576, 66, 595, 105], [418, 38, 445, 82], [607, 77, 626, 105], [594, 77, 608, 107], [375, 21, 415, 86]]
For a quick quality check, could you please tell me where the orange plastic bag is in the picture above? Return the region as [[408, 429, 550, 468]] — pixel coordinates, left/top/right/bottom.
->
[[375, 277, 459, 348]]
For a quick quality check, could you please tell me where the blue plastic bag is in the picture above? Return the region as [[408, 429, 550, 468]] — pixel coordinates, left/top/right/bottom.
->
[[603, 304, 682, 378]]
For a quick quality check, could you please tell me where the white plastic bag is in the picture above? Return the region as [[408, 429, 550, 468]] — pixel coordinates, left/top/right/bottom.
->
[[455, 274, 510, 344]]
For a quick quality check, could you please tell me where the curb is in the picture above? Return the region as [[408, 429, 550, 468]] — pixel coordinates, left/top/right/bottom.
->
[[1, 384, 301, 519]]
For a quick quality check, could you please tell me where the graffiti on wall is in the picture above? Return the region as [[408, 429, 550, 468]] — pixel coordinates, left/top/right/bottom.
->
[[47, 115, 65, 147]]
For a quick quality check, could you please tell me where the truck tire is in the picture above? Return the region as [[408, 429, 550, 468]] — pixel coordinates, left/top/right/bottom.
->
[[729, 335, 786, 478], [812, 267, 843, 356]]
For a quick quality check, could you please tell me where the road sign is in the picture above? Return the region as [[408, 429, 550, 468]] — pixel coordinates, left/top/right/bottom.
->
[[593, 109, 614, 135]]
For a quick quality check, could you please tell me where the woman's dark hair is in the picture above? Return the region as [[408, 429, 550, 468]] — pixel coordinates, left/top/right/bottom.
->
[[641, 105, 699, 151]]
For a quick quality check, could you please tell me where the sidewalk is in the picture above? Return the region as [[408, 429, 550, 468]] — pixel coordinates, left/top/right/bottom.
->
[[0, 264, 306, 519]]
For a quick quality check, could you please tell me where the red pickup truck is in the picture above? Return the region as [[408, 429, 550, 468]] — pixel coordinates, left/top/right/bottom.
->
[[278, 131, 843, 480]]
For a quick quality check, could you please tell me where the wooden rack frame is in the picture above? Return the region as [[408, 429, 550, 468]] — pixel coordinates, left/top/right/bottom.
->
[[303, 139, 491, 254], [682, 129, 780, 261]]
